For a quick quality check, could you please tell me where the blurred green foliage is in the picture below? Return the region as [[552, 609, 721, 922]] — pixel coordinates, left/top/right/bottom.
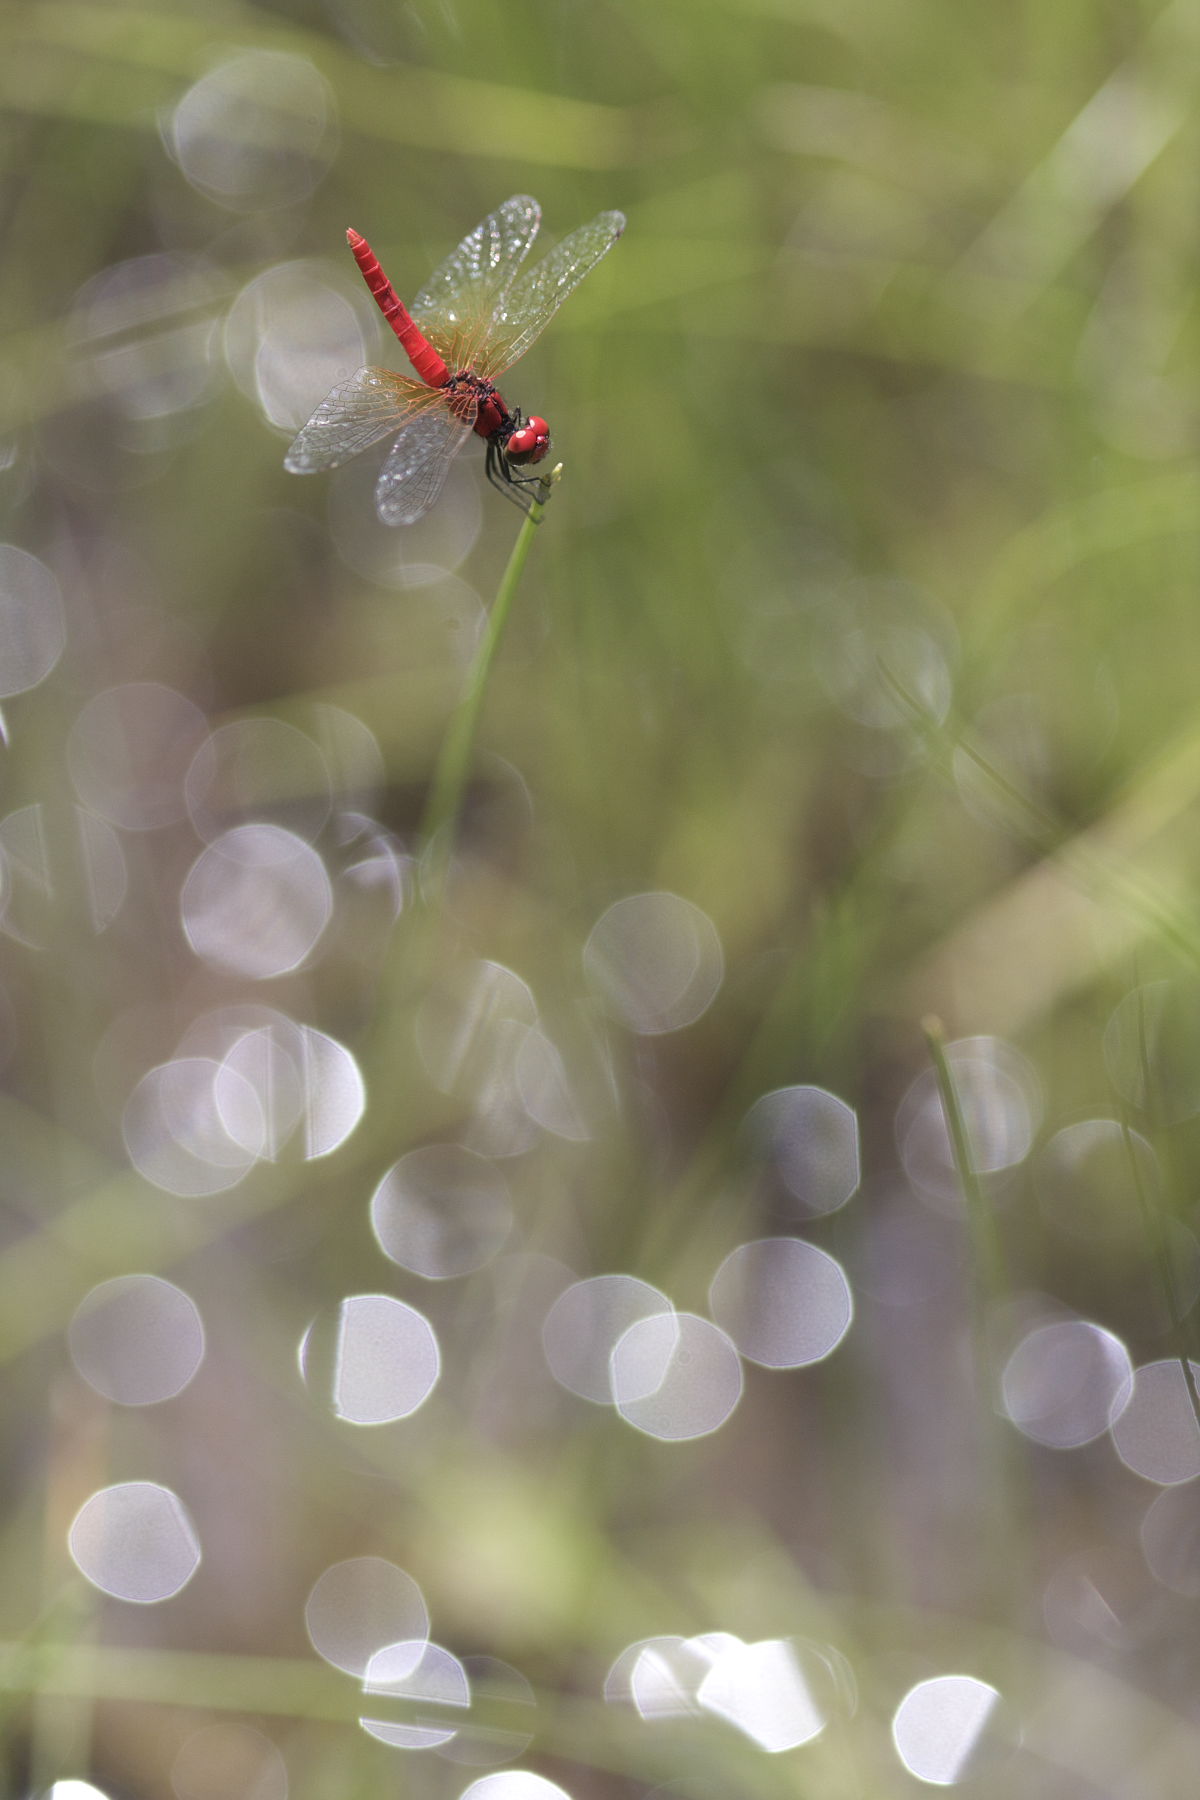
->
[[2, 0, 1200, 1794]]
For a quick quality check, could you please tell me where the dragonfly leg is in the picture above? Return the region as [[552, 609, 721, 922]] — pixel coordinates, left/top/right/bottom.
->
[[485, 438, 543, 519]]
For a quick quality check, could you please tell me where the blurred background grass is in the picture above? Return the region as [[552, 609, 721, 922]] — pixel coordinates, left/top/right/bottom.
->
[[2, 0, 1200, 1793]]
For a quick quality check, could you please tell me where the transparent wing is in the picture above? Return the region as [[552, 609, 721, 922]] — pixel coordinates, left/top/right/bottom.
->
[[479, 210, 625, 377], [411, 196, 542, 368], [375, 407, 474, 526], [284, 366, 437, 474]]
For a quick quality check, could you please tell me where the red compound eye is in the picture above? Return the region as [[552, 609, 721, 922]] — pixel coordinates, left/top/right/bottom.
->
[[506, 416, 551, 465]]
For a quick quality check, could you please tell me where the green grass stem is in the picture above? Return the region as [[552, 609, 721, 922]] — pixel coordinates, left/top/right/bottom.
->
[[418, 470, 557, 890], [1121, 979, 1200, 1438], [922, 1015, 1022, 1619]]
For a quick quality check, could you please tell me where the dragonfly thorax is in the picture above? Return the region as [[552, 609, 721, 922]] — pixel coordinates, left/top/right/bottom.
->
[[445, 369, 508, 440], [445, 370, 550, 466]]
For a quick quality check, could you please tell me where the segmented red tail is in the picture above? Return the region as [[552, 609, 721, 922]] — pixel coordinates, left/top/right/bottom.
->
[[346, 228, 450, 389]]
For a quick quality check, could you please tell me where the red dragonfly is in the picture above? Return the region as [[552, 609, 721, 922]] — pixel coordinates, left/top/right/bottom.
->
[[285, 196, 625, 525]]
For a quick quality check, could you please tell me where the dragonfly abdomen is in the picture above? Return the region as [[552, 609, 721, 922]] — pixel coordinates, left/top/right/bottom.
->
[[346, 228, 450, 389]]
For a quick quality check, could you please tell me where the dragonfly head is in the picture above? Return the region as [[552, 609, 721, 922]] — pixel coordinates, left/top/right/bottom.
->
[[505, 414, 551, 466]]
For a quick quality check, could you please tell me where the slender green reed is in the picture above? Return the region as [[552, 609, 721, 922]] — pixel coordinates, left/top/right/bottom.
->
[[922, 1018, 1011, 1317], [922, 1016, 1022, 1619], [418, 470, 558, 890], [1122, 978, 1200, 1437]]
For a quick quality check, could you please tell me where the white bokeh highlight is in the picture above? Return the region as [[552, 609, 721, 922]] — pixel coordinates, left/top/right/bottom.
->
[[142, 1012, 364, 1169], [1110, 1359, 1200, 1485], [891, 1675, 1008, 1784], [443, 1656, 537, 1767], [606, 1632, 841, 1752], [0, 803, 127, 947], [226, 260, 370, 431], [460, 1773, 571, 1800], [612, 1312, 743, 1441], [697, 1638, 828, 1751], [185, 717, 334, 845], [181, 824, 332, 978], [304, 1556, 429, 1677], [371, 1146, 513, 1279], [583, 892, 723, 1035], [542, 1275, 675, 1404], [68, 683, 209, 830], [68, 1274, 205, 1405], [625, 1633, 737, 1719], [746, 1086, 860, 1213], [1141, 1480, 1200, 1596], [68, 1481, 201, 1602], [0, 544, 66, 697], [416, 960, 540, 1158], [167, 51, 337, 210], [123, 1057, 265, 1197], [301, 1295, 440, 1426], [1000, 1319, 1132, 1449], [68, 252, 220, 425], [604, 1636, 685, 1709], [897, 1036, 1040, 1206], [708, 1238, 853, 1369], [515, 1028, 590, 1142], [293, 1027, 366, 1158], [360, 1639, 471, 1749]]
